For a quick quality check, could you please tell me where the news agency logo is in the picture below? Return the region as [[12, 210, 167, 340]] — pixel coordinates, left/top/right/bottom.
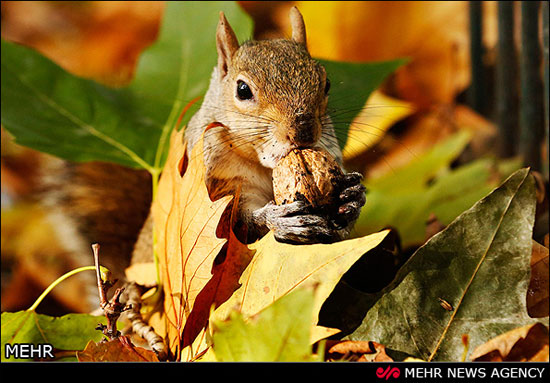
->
[[376, 366, 401, 380]]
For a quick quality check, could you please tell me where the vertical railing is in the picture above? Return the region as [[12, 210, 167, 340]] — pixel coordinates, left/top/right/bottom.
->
[[519, 1, 544, 173], [496, 1, 518, 158], [469, 1, 487, 115], [543, 1, 549, 179], [469, 1, 548, 179]]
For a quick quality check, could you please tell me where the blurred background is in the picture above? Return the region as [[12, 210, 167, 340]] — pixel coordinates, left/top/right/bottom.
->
[[1, 1, 548, 315]]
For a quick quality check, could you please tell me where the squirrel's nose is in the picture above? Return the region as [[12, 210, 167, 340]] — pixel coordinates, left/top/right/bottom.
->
[[291, 113, 317, 147]]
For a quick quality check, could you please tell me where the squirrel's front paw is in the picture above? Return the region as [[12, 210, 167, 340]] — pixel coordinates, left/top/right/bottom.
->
[[253, 201, 335, 244], [331, 172, 367, 230]]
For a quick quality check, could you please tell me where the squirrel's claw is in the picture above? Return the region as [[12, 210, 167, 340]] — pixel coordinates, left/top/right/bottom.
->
[[252, 172, 366, 245], [331, 172, 367, 230], [268, 213, 334, 244]]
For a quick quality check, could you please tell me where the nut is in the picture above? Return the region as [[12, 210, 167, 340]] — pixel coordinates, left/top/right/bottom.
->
[[272, 148, 343, 207]]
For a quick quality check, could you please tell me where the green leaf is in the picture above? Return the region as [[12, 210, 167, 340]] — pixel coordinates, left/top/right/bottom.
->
[[354, 131, 522, 247], [1, 311, 107, 361], [129, 1, 254, 170], [1, 2, 253, 172], [320, 58, 407, 149], [347, 168, 546, 361], [211, 287, 318, 362]]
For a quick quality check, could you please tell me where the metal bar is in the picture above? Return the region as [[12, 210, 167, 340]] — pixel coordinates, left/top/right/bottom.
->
[[543, 1, 549, 179], [469, 1, 486, 115], [496, 1, 518, 158], [519, 1, 544, 172]]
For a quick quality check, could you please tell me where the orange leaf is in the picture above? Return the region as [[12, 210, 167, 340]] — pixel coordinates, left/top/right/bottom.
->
[[325, 340, 393, 362], [77, 336, 159, 362], [528, 240, 549, 318]]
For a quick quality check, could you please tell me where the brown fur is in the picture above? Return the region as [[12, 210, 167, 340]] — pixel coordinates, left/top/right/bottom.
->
[[42, 160, 152, 279]]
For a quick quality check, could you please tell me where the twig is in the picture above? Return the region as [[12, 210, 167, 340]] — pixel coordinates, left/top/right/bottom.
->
[[92, 243, 129, 340]]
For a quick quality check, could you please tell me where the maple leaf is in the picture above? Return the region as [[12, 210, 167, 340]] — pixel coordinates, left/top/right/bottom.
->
[[152, 128, 234, 359], [212, 230, 390, 344]]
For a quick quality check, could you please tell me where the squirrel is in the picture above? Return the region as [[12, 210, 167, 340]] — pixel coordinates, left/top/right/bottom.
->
[[43, 5, 366, 282], [40, 7, 366, 349], [180, 7, 366, 246]]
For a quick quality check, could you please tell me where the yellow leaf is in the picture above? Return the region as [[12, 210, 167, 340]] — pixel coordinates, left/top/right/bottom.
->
[[342, 90, 414, 161], [124, 262, 157, 288], [213, 230, 390, 338], [152, 128, 233, 359]]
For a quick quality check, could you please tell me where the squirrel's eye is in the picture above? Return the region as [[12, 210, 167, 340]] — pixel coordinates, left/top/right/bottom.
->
[[324, 78, 331, 95], [236, 80, 253, 101]]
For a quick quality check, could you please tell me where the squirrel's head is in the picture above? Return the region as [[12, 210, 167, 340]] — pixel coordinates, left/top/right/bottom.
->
[[215, 7, 330, 168]]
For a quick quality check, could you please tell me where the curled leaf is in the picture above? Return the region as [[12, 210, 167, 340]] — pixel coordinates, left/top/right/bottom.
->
[[325, 340, 393, 362]]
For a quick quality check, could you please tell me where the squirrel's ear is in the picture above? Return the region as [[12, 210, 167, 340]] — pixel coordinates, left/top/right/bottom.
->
[[289, 6, 307, 47], [217, 12, 239, 78]]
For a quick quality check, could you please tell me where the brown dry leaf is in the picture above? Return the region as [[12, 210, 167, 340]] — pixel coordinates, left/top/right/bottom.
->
[[528, 240, 549, 318], [179, 214, 255, 362], [325, 340, 393, 362], [470, 323, 549, 362], [77, 336, 159, 362]]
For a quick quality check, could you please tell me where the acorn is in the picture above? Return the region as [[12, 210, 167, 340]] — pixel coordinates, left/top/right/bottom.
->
[[272, 148, 343, 208]]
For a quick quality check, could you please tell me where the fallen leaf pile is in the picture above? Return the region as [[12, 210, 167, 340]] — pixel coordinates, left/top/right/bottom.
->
[[150, 128, 389, 361], [0, 1, 547, 364]]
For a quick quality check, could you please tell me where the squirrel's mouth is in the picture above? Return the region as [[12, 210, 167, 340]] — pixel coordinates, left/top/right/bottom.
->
[[274, 144, 321, 163]]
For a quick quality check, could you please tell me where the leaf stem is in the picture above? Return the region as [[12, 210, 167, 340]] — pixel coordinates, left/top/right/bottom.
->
[[151, 169, 161, 287], [27, 266, 97, 312]]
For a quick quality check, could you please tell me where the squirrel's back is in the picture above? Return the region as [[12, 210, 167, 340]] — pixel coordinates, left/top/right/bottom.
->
[[41, 159, 152, 285]]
